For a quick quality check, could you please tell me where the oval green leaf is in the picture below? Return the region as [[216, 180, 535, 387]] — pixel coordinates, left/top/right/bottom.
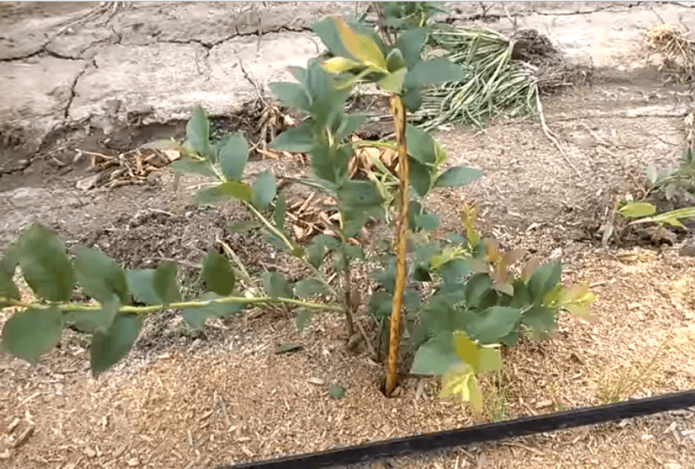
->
[[1, 306, 62, 364], [202, 250, 235, 296], [17, 223, 75, 302], [90, 313, 144, 376]]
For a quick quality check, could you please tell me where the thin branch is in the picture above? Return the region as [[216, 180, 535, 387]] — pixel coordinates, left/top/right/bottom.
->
[[1, 295, 344, 315], [536, 92, 583, 180], [217, 237, 254, 286]]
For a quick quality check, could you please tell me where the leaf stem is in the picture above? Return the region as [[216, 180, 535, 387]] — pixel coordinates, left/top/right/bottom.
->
[[0, 296, 344, 314], [243, 200, 340, 300]]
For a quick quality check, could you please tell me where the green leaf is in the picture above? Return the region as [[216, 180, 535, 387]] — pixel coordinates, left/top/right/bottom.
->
[[406, 124, 436, 165], [414, 212, 440, 232], [170, 158, 216, 178], [379, 67, 407, 94], [262, 272, 292, 299], [411, 333, 461, 376], [270, 123, 314, 153], [409, 157, 432, 197], [386, 48, 406, 73], [90, 313, 143, 376], [329, 383, 346, 399], [74, 246, 129, 304], [274, 195, 287, 233], [402, 86, 422, 112], [368, 291, 393, 319], [228, 220, 261, 233], [153, 262, 180, 306], [435, 166, 483, 188], [1, 306, 62, 363], [252, 170, 277, 210], [187, 105, 211, 159], [522, 306, 557, 334], [193, 181, 253, 206], [182, 293, 242, 330], [307, 239, 326, 269], [464, 274, 492, 309], [219, 133, 249, 181], [126, 270, 160, 305], [17, 224, 74, 302], [269, 82, 312, 110], [294, 279, 329, 298], [405, 60, 465, 88], [64, 297, 119, 334], [344, 245, 365, 261], [471, 306, 522, 344], [296, 309, 311, 332], [337, 180, 384, 236], [618, 201, 656, 219], [396, 28, 427, 68], [202, 250, 235, 296], [527, 262, 562, 306]]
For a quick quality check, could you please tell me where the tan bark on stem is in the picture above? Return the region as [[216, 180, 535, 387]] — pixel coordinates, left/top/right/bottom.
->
[[384, 95, 409, 397]]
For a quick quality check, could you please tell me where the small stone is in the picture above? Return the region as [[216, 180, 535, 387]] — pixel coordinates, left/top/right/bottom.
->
[[85, 447, 96, 458], [307, 377, 325, 386], [76, 175, 99, 191], [679, 244, 695, 257], [535, 400, 553, 409]]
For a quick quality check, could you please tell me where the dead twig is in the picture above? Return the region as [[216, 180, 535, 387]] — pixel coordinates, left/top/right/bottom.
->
[[239, 58, 267, 106], [536, 93, 583, 180]]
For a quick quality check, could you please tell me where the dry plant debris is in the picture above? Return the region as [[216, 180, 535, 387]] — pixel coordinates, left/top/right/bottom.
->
[[285, 193, 340, 243], [75, 147, 180, 191], [644, 23, 695, 74]]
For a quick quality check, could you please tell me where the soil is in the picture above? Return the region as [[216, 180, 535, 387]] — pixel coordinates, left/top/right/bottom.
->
[[1, 2, 695, 469]]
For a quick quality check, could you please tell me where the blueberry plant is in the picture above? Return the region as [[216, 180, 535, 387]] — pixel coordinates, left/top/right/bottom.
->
[[0, 7, 593, 407]]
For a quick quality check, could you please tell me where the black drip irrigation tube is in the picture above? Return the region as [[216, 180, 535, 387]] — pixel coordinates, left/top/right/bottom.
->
[[211, 390, 695, 469]]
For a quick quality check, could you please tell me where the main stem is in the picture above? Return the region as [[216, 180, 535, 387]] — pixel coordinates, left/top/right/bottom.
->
[[384, 95, 409, 397]]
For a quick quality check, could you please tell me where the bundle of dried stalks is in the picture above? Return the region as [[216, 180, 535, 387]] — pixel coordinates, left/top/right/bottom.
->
[[75, 147, 179, 191], [644, 23, 695, 74]]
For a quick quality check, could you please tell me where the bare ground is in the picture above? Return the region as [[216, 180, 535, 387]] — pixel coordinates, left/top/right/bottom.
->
[[1, 2, 695, 469]]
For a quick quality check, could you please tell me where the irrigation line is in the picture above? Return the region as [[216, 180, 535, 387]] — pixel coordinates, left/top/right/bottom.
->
[[212, 390, 695, 469]]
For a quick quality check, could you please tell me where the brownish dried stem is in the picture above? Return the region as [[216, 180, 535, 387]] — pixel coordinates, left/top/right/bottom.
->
[[384, 95, 409, 397], [342, 251, 355, 338]]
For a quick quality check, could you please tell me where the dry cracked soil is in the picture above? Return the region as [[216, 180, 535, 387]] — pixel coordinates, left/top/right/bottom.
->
[[1, 2, 695, 469]]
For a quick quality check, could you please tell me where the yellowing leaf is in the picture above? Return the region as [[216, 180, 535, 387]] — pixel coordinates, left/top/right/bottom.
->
[[454, 332, 480, 369], [322, 56, 363, 74], [331, 17, 387, 73], [618, 201, 656, 219], [439, 363, 473, 400], [478, 347, 503, 372]]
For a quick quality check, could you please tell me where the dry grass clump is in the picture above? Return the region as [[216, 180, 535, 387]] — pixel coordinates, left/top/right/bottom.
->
[[644, 23, 695, 75]]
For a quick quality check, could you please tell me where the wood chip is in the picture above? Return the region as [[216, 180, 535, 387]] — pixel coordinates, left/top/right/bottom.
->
[[11, 425, 34, 448], [6, 418, 20, 433], [307, 377, 325, 386]]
